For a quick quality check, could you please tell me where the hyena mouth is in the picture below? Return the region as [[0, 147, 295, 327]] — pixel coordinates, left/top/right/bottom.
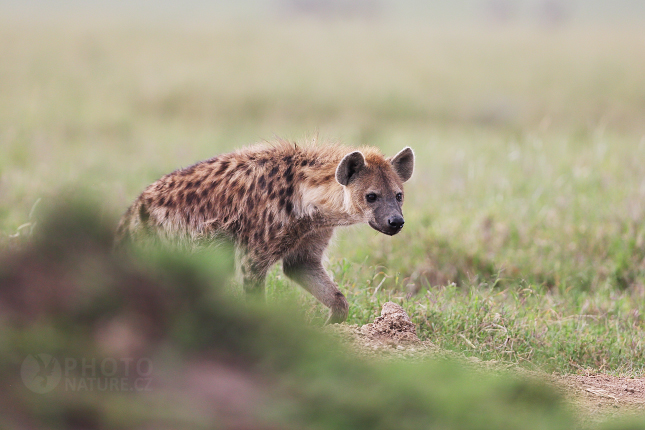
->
[[369, 220, 404, 236]]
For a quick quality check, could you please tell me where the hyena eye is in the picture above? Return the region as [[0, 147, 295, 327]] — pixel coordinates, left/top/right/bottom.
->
[[365, 193, 377, 203], [396, 192, 403, 202]]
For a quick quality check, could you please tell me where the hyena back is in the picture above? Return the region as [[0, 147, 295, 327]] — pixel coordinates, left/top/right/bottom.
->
[[116, 140, 414, 323]]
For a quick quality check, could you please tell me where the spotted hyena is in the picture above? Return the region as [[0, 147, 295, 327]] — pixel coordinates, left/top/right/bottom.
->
[[116, 140, 414, 323]]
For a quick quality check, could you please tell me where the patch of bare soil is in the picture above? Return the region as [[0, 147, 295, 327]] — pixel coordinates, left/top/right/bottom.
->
[[327, 302, 645, 424], [550, 372, 645, 423]]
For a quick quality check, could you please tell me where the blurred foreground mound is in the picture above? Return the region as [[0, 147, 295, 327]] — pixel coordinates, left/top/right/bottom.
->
[[0, 198, 638, 429]]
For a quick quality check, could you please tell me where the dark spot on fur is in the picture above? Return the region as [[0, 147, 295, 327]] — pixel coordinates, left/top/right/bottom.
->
[[266, 181, 274, 196], [279, 198, 285, 209], [285, 185, 294, 197], [159, 196, 167, 206], [283, 155, 292, 164], [226, 194, 234, 206], [269, 165, 279, 177], [267, 212, 274, 224], [186, 191, 198, 205], [258, 175, 266, 189], [249, 260, 262, 274], [230, 221, 239, 235], [285, 201, 293, 215], [248, 199, 254, 212], [300, 159, 307, 167], [139, 204, 150, 223], [284, 166, 294, 183], [257, 158, 267, 166], [185, 213, 192, 223], [200, 188, 209, 199], [216, 161, 230, 175]]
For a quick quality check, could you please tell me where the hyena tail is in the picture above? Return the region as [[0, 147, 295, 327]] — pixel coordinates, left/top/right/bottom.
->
[[114, 199, 151, 249]]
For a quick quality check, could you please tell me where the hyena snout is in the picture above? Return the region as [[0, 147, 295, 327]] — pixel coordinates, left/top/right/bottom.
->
[[388, 215, 404, 230], [381, 214, 404, 235], [370, 207, 405, 236]]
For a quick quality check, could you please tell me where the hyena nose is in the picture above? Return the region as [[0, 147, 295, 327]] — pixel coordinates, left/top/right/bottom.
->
[[388, 216, 405, 229]]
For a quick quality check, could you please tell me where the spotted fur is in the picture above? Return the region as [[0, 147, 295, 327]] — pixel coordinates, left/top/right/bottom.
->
[[116, 139, 414, 323]]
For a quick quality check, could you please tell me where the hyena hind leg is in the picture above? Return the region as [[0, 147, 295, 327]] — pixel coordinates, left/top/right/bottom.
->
[[236, 248, 271, 298]]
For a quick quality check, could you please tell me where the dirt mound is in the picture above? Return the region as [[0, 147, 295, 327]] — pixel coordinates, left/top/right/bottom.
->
[[325, 302, 435, 361], [360, 302, 419, 344]]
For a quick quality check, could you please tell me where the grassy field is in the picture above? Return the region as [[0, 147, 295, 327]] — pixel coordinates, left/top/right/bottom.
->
[[1, 16, 645, 376]]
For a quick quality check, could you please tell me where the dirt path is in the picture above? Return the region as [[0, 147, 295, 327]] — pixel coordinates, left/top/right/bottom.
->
[[327, 303, 645, 424], [551, 372, 645, 423]]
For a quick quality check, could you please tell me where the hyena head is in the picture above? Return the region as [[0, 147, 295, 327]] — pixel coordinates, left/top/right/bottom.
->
[[335, 147, 415, 236]]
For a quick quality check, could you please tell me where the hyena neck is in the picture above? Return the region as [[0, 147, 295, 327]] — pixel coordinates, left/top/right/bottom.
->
[[298, 179, 364, 228]]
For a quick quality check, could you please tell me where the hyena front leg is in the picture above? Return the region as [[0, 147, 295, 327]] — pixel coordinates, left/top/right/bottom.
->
[[282, 229, 349, 324]]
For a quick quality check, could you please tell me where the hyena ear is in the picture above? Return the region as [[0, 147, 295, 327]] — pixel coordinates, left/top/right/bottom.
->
[[336, 151, 366, 186], [389, 147, 414, 182]]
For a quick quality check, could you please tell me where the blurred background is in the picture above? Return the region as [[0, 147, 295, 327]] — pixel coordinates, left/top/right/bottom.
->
[[2, 0, 645, 216]]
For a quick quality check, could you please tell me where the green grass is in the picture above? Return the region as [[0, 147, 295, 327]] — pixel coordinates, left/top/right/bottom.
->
[[1, 17, 645, 377]]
